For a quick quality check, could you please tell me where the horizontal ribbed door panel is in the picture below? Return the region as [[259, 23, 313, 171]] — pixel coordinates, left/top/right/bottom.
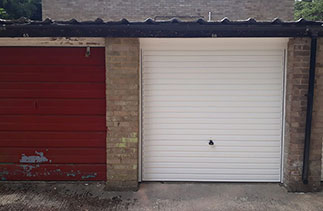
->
[[141, 38, 286, 182], [0, 47, 106, 181]]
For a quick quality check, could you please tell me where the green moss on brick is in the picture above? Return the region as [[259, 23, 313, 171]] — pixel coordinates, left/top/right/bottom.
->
[[116, 143, 126, 148], [122, 137, 138, 143]]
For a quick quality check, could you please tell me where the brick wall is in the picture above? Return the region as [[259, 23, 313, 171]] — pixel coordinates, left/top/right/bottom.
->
[[42, 0, 294, 22], [312, 38, 323, 185], [105, 38, 140, 190], [284, 38, 322, 192]]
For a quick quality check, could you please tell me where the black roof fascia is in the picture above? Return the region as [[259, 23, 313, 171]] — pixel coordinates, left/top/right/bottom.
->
[[0, 18, 323, 37]]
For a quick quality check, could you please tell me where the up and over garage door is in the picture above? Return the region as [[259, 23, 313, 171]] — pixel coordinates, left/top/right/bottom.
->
[[141, 38, 287, 182], [0, 47, 106, 181]]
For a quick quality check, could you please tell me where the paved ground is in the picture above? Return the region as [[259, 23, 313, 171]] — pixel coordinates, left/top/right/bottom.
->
[[0, 182, 322, 211]]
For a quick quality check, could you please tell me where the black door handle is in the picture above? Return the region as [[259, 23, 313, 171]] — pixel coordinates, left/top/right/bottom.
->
[[209, 140, 214, 145]]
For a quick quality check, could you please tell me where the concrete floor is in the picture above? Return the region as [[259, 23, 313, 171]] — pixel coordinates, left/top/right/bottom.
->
[[0, 182, 322, 211]]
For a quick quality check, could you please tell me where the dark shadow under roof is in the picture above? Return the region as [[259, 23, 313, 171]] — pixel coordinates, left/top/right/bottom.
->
[[0, 18, 323, 37]]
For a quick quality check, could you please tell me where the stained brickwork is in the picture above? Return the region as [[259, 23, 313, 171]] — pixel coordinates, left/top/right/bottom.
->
[[105, 38, 140, 190], [284, 38, 322, 192], [42, 0, 294, 22]]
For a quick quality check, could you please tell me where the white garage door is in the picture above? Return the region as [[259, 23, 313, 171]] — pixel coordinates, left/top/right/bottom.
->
[[141, 38, 287, 182]]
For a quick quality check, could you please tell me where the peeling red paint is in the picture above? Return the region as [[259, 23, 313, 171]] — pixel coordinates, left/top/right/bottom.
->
[[0, 148, 106, 164], [0, 165, 105, 181], [20, 151, 49, 164]]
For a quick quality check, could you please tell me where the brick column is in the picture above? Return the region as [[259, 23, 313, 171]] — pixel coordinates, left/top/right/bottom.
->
[[105, 38, 140, 190], [284, 38, 322, 192], [312, 38, 323, 188]]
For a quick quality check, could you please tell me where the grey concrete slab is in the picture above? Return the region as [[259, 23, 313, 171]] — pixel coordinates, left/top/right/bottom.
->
[[0, 182, 322, 211]]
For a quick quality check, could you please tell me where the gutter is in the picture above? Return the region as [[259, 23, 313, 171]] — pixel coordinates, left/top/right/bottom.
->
[[0, 18, 323, 37], [302, 34, 318, 184]]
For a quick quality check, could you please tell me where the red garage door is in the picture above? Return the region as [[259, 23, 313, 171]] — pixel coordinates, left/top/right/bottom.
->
[[0, 47, 106, 181]]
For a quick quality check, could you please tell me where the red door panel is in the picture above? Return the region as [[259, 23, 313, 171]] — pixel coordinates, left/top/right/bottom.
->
[[0, 116, 106, 131], [0, 47, 106, 181], [0, 99, 106, 115], [0, 83, 105, 98], [0, 65, 105, 82], [0, 47, 105, 65], [0, 131, 106, 147]]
